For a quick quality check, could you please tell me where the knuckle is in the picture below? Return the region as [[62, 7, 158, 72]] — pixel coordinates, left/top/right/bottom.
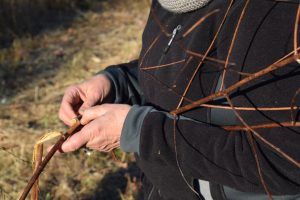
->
[[66, 85, 77, 92], [58, 109, 65, 120], [82, 127, 93, 139], [65, 85, 79, 96]]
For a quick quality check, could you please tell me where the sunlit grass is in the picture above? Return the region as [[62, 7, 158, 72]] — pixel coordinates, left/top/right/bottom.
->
[[0, 0, 149, 199]]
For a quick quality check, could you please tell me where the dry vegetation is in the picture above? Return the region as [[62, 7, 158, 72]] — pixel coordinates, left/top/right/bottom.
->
[[0, 0, 149, 199]]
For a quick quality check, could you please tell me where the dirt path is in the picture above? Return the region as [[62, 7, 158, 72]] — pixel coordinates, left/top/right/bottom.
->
[[0, 1, 149, 199]]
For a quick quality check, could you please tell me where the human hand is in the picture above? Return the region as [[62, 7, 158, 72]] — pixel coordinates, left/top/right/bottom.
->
[[59, 74, 113, 126], [60, 104, 131, 152]]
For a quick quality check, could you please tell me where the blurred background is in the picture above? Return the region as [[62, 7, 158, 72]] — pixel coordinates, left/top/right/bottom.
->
[[0, 0, 149, 199]]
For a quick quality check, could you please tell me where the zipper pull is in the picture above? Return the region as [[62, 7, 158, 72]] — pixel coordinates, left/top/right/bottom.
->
[[163, 25, 182, 54]]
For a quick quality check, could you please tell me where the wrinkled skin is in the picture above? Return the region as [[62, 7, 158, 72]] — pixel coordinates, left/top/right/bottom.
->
[[57, 74, 131, 152]]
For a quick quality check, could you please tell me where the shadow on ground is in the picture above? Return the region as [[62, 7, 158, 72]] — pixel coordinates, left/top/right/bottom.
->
[[0, 0, 109, 48], [87, 162, 144, 200], [0, 0, 111, 100]]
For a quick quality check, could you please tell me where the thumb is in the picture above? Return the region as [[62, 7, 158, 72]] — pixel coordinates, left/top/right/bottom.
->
[[78, 100, 95, 115], [80, 105, 107, 125], [60, 130, 90, 153]]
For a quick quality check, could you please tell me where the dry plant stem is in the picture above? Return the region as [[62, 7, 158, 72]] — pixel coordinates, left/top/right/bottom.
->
[[247, 132, 273, 200], [223, 95, 273, 199], [141, 59, 186, 70], [220, 0, 250, 90], [290, 88, 300, 124], [224, 95, 300, 169], [172, 116, 201, 198], [31, 145, 43, 200], [182, 9, 220, 38], [151, 9, 171, 37], [148, 2, 300, 198], [19, 120, 81, 200], [176, 0, 234, 109], [182, 48, 234, 66], [294, 4, 300, 59], [139, 34, 161, 67], [201, 104, 300, 111], [223, 122, 300, 131], [172, 54, 300, 115], [142, 66, 300, 112], [0, 147, 30, 164], [142, 68, 295, 113], [173, 56, 194, 85]]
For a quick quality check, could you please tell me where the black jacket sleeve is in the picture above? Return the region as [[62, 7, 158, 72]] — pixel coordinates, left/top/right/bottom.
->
[[100, 60, 145, 105], [136, 108, 300, 196]]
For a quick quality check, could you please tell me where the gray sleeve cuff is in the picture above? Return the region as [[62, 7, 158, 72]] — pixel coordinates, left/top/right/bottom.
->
[[120, 105, 155, 154]]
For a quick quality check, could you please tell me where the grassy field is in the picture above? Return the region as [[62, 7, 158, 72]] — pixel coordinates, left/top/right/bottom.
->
[[0, 0, 149, 199], [0, 0, 98, 47]]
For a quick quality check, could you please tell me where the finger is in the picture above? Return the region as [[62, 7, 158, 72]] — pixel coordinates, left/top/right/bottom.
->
[[59, 87, 82, 125], [101, 143, 120, 152], [59, 105, 78, 126], [60, 130, 90, 153], [47, 145, 65, 154], [78, 100, 95, 115], [81, 106, 107, 125]]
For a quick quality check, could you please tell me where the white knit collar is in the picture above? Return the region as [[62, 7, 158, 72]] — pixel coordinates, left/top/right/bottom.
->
[[158, 0, 212, 13]]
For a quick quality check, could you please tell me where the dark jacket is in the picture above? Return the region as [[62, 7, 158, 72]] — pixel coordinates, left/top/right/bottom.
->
[[103, 0, 300, 199]]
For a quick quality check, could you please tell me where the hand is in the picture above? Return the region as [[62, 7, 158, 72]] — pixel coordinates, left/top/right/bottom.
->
[[60, 104, 131, 152], [59, 74, 112, 126]]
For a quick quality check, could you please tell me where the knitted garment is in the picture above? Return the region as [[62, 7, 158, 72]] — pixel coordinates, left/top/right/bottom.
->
[[158, 0, 212, 13]]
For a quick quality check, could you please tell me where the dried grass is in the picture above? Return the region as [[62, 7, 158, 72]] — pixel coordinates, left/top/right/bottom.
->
[[0, 0, 149, 199]]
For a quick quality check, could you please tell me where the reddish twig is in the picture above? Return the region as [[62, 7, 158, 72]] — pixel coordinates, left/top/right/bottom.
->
[[223, 94, 273, 199], [247, 132, 273, 200], [139, 33, 161, 67], [294, 4, 300, 59], [141, 59, 186, 70], [291, 88, 300, 125], [223, 121, 300, 131], [19, 119, 81, 200], [172, 54, 300, 115], [224, 94, 300, 184], [176, 0, 235, 109], [219, 0, 250, 90], [182, 9, 220, 38]]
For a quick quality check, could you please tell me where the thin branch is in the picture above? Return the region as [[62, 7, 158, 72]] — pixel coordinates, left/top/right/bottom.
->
[[224, 95, 300, 170], [150, 8, 171, 37], [182, 9, 220, 38], [220, 0, 250, 90], [139, 34, 161, 67], [176, 0, 235, 109], [31, 145, 43, 200], [224, 95, 273, 199], [294, 4, 300, 61], [182, 48, 236, 66], [223, 121, 300, 131], [200, 104, 300, 111], [247, 132, 273, 200], [172, 54, 300, 115], [141, 59, 185, 70], [19, 120, 81, 200], [172, 116, 201, 198], [290, 88, 300, 125]]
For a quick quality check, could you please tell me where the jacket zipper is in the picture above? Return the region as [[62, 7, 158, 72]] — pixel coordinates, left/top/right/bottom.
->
[[164, 25, 182, 54], [158, 24, 182, 65]]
